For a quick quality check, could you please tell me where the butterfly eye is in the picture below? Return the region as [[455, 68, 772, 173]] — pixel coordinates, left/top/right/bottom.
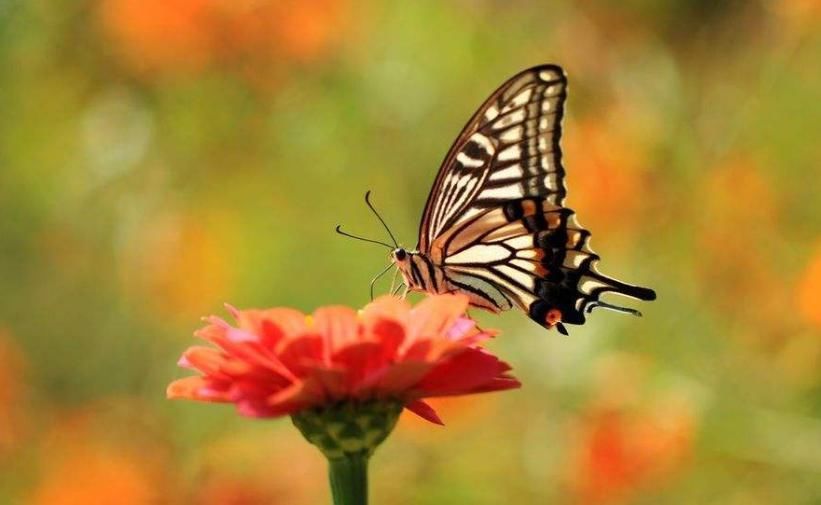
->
[[393, 249, 407, 261]]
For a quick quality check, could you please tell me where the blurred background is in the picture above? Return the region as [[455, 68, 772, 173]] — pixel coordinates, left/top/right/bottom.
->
[[1, 0, 820, 503]]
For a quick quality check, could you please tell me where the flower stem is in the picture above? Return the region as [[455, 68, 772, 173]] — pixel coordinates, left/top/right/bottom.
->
[[328, 453, 369, 505], [291, 400, 402, 505]]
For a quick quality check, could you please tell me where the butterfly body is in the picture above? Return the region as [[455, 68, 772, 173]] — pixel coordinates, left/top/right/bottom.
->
[[392, 248, 512, 313], [389, 64, 655, 334]]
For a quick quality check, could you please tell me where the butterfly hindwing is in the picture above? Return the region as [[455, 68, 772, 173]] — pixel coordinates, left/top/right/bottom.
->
[[434, 197, 655, 330], [501, 198, 655, 328]]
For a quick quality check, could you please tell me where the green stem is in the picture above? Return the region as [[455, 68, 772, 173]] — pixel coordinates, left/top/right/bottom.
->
[[328, 453, 369, 505]]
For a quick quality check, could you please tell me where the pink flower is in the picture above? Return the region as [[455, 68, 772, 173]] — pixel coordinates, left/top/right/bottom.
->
[[167, 294, 520, 425]]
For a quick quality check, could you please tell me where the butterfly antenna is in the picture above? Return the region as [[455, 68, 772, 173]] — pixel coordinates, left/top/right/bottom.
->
[[586, 300, 643, 317], [369, 263, 394, 301], [335, 225, 394, 249], [364, 191, 399, 248]]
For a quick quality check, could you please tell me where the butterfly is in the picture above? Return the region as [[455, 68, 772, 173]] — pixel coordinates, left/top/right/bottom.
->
[[340, 64, 656, 334]]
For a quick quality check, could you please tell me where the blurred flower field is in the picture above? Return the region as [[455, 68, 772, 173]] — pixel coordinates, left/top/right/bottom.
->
[[1, 1, 820, 503]]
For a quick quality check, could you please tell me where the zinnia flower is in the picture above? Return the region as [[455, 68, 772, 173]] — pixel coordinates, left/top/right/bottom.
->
[[167, 294, 520, 505], [168, 293, 518, 424]]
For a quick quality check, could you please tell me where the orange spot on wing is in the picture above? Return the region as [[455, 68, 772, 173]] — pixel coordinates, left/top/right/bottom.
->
[[546, 309, 563, 326], [547, 213, 562, 229], [566, 230, 581, 248], [522, 200, 537, 216]]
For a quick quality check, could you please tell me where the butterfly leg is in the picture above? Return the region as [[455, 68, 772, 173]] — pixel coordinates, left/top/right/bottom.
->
[[369, 263, 394, 301], [388, 268, 400, 296]]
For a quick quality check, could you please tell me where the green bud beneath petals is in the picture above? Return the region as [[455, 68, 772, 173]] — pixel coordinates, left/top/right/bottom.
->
[[291, 399, 404, 460]]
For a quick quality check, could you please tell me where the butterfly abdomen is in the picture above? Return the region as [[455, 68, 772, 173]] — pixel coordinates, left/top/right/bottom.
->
[[396, 252, 448, 296], [394, 250, 513, 313]]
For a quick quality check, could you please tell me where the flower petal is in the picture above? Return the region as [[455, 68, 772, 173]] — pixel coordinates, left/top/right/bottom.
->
[[414, 348, 520, 397], [267, 378, 324, 409], [278, 335, 325, 376], [167, 376, 230, 402], [406, 294, 469, 340], [445, 317, 477, 340], [208, 331, 297, 381], [369, 319, 405, 358], [361, 296, 410, 327], [332, 341, 390, 393], [235, 399, 293, 418], [180, 346, 227, 376], [405, 400, 444, 425], [313, 306, 360, 352], [260, 308, 309, 339], [373, 361, 434, 394], [306, 366, 348, 400]]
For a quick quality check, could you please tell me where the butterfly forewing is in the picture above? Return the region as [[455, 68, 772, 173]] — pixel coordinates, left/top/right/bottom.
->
[[416, 65, 655, 332], [418, 66, 568, 252]]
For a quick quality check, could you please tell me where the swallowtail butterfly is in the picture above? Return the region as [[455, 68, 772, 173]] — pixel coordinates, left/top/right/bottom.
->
[[345, 65, 656, 334]]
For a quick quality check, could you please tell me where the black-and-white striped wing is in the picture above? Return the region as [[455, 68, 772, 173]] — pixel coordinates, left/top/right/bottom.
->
[[418, 65, 568, 252], [418, 65, 655, 331]]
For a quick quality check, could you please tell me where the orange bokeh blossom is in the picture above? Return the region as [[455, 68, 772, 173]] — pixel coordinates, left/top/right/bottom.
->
[[167, 294, 520, 425]]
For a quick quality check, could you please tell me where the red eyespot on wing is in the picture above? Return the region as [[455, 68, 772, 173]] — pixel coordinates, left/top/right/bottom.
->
[[546, 309, 563, 326]]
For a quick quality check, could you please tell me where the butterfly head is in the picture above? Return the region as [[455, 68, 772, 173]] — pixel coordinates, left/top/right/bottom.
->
[[390, 247, 424, 291], [391, 248, 408, 263]]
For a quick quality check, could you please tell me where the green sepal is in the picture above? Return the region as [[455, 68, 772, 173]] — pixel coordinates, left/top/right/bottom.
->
[[291, 399, 403, 460]]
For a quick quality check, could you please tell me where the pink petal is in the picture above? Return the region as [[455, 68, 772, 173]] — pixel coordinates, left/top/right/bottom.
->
[[406, 294, 469, 340], [224, 303, 240, 319], [405, 400, 444, 425], [369, 319, 405, 359], [266, 378, 324, 407], [258, 308, 309, 338], [373, 361, 433, 395], [209, 333, 297, 381], [225, 327, 259, 343], [306, 366, 348, 400], [470, 376, 521, 393], [166, 376, 205, 399], [445, 317, 476, 340], [332, 341, 389, 393], [167, 376, 230, 402], [313, 306, 360, 351], [236, 307, 306, 342], [227, 376, 279, 402], [278, 335, 325, 376], [361, 296, 410, 326], [180, 346, 227, 376], [401, 340, 432, 361], [236, 399, 296, 418], [194, 319, 229, 341], [414, 348, 516, 397]]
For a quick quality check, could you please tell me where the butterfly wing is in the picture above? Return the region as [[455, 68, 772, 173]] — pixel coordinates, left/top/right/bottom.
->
[[418, 65, 569, 251], [417, 65, 655, 331]]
